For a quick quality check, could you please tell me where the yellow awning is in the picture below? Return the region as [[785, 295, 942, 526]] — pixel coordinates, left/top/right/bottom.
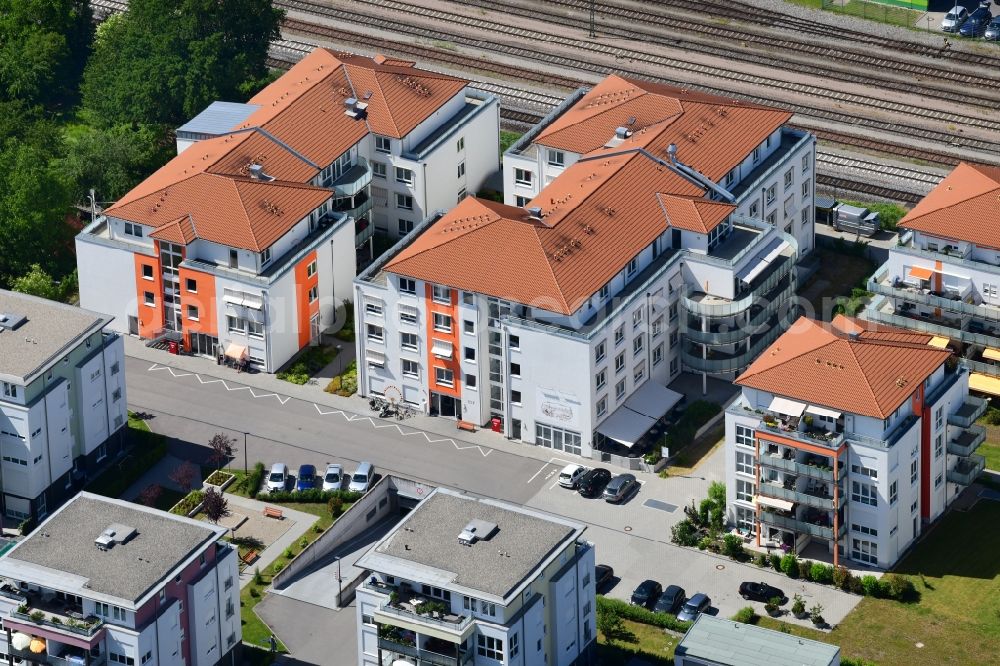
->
[[970, 372, 1000, 397], [755, 495, 794, 512], [983, 347, 1000, 362], [224, 343, 248, 360], [909, 266, 934, 280], [929, 336, 950, 349]]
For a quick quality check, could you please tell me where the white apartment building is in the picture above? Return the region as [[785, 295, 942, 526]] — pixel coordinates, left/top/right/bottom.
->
[[862, 162, 1000, 397], [0, 291, 126, 523], [355, 487, 595, 666], [0, 493, 240, 666], [353, 76, 813, 460], [724, 315, 987, 569], [77, 48, 498, 373]]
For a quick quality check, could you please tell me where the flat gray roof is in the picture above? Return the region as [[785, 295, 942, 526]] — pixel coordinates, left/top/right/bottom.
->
[[360, 488, 582, 599], [0, 290, 109, 383], [0, 493, 222, 605], [177, 101, 261, 136], [676, 615, 840, 666]]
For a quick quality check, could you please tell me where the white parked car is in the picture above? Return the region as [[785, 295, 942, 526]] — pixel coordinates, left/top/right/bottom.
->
[[558, 464, 587, 489], [266, 463, 288, 493], [322, 463, 344, 491]]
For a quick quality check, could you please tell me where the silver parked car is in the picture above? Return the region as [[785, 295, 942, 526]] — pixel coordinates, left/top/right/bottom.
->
[[942, 5, 969, 32], [322, 463, 344, 491], [602, 473, 639, 503]]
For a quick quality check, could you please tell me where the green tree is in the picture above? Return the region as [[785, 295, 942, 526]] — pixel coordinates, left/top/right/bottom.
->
[[11, 265, 77, 302], [56, 123, 171, 203], [0, 0, 93, 108], [82, 0, 283, 128]]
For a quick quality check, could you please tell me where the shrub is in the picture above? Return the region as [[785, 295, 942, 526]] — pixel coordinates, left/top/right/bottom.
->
[[272, 561, 285, 574], [732, 606, 757, 624], [86, 427, 168, 498], [769, 553, 782, 570], [284, 548, 293, 559], [881, 573, 916, 601], [313, 524, 323, 533], [265, 489, 362, 504], [328, 495, 345, 518], [596, 609, 628, 644], [832, 565, 850, 590], [30, 610, 45, 623], [697, 536, 711, 550], [19, 516, 36, 536], [984, 406, 1000, 426], [596, 596, 691, 632], [861, 575, 882, 597], [754, 553, 768, 568], [670, 519, 700, 547], [798, 560, 812, 580], [246, 461, 266, 499], [780, 553, 799, 578], [253, 567, 263, 585], [169, 490, 205, 516], [791, 594, 806, 617], [201, 487, 230, 524], [722, 534, 744, 559], [49, 616, 62, 624], [698, 498, 713, 526], [249, 587, 260, 598], [809, 603, 825, 626], [764, 596, 781, 614], [811, 563, 833, 585], [299, 537, 308, 548], [849, 576, 865, 595], [643, 450, 661, 465]]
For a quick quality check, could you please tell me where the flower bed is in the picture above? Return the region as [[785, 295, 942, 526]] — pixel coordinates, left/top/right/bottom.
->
[[204, 470, 235, 491], [170, 490, 205, 517]]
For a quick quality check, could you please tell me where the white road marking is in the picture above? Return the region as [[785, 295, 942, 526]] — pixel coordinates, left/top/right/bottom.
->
[[527, 461, 551, 485]]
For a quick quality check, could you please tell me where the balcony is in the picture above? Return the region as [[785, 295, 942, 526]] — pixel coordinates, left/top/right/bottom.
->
[[366, 582, 473, 635], [758, 480, 838, 510], [949, 396, 989, 428], [355, 218, 375, 249], [378, 637, 470, 666], [948, 425, 986, 457], [10, 646, 106, 666], [865, 295, 1000, 350], [329, 157, 372, 198], [758, 510, 845, 541], [757, 419, 845, 450], [868, 264, 999, 324], [3, 588, 105, 640], [758, 453, 836, 481], [947, 454, 985, 486], [682, 255, 794, 318], [336, 189, 374, 221]]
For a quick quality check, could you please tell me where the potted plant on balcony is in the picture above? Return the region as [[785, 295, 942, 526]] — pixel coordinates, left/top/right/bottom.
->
[[791, 594, 807, 619]]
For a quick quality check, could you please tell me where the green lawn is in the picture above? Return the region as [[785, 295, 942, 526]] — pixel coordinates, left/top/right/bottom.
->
[[798, 248, 875, 320], [597, 618, 678, 664], [128, 411, 151, 432], [500, 130, 522, 154], [977, 416, 1000, 472]]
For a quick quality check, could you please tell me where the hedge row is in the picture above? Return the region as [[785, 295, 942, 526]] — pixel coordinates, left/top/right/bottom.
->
[[86, 427, 168, 499], [260, 488, 363, 504], [244, 462, 266, 499], [596, 596, 691, 632], [750, 552, 916, 601]]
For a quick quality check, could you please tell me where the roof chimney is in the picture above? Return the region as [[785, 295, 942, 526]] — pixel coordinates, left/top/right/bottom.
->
[[344, 97, 368, 119], [615, 126, 632, 140]]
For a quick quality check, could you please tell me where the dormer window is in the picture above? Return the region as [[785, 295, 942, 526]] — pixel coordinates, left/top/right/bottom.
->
[[260, 248, 271, 266], [547, 150, 565, 167], [375, 136, 391, 153]]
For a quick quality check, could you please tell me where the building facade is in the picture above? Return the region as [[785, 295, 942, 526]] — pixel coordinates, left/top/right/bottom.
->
[[0, 493, 240, 666], [354, 76, 814, 459], [862, 162, 1000, 395], [355, 487, 595, 666], [0, 291, 126, 524], [77, 48, 498, 373], [724, 316, 986, 569]]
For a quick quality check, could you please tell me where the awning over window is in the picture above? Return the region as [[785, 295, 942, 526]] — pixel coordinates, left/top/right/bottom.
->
[[755, 495, 794, 512], [224, 343, 248, 360], [908, 265, 934, 281], [805, 404, 842, 419], [929, 336, 950, 349], [431, 340, 453, 359], [983, 347, 1000, 362], [737, 238, 790, 284], [970, 372, 1000, 397], [624, 382, 684, 420], [365, 349, 385, 367], [597, 408, 656, 449], [768, 396, 806, 417]]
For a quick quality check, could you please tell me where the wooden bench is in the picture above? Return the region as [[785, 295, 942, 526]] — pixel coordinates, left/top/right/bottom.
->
[[457, 420, 477, 433], [263, 506, 283, 520], [240, 549, 259, 566]]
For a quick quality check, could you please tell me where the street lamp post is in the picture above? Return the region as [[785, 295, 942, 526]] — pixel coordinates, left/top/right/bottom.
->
[[243, 432, 248, 474], [335, 344, 343, 375]]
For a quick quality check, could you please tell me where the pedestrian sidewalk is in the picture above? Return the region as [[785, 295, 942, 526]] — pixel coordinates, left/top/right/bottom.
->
[[225, 493, 318, 588]]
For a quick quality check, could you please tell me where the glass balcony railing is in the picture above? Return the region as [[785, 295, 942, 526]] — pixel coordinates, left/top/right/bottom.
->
[[681, 256, 793, 317], [330, 157, 372, 198], [9, 609, 104, 638], [355, 219, 375, 248], [10, 647, 106, 666], [378, 637, 469, 666], [757, 481, 839, 510], [758, 511, 845, 540], [947, 454, 985, 486], [948, 396, 988, 428], [757, 454, 836, 481], [948, 425, 986, 457], [868, 263, 1000, 323]]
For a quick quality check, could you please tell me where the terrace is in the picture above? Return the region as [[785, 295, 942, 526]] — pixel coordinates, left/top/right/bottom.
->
[[365, 579, 474, 635], [0, 584, 105, 640]]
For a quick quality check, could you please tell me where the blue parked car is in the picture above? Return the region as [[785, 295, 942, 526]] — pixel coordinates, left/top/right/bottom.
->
[[296, 464, 317, 491], [960, 7, 992, 37]]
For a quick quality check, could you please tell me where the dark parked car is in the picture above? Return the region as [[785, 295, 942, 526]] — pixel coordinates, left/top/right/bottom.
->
[[295, 464, 317, 492], [630, 580, 663, 609], [739, 581, 787, 603], [595, 564, 614, 589], [676, 592, 712, 622], [577, 468, 612, 498], [960, 7, 992, 36], [603, 473, 639, 503], [985, 17, 1000, 39], [653, 585, 686, 615]]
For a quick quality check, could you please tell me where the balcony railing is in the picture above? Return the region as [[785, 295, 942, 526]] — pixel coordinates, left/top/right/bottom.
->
[[377, 603, 474, 633], [681, 255, 793, 317], [865, 295, 1000, 349], [10, 609, 104, 638], [330, 157, 372, 198], [894, 235, 1000, 280], [948, 425, 986, 457], [758, 511, 844, 540], [378, 637, 466, 666], [758, 481, 837, 510], [948, 396, 989, 428], [868, 264, 1000, 323], [681, 324, 785, 374], [947, 454, 985, 486], [757, 420, 846, 449], [355, 219, 375, 248], [10, 647, 107, 666], [846, 414, 919, 451], [758, 454, 836, 481]]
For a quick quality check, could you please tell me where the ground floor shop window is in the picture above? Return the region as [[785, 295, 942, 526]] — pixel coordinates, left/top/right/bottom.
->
[[535, 423, 582, 456]]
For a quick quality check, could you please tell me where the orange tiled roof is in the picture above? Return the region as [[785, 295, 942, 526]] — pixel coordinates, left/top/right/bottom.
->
[[387, 149, 733, 314], [657, 195, 734, 234], [829, 314, 934, 345], [735, 317, 951, 419], [899, 162, 1000, 250]]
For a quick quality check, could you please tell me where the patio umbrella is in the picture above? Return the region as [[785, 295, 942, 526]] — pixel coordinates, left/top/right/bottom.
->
[[29, 637, 46, 653], [10, 633, 31, 650]]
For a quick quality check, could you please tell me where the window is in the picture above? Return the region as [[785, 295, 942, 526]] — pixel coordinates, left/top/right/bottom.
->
[[852, 481, 878, 507], [515, 195, 529, 207], [801, 153, 809, 173], [935, 406, 943, 430], [141, 264, 153, 279], [595, 341, 606, 363], [749, 201, 760, 219], [615, 379, 626, 400], [801, 207, 809, 226], [669, 330, 678, 348], [110, 362, 120, 375], [372, 161, 387, 178], [599, 283, 610, 300], [397, 218, 414, 236], [433, 313, 452, 332], [400, 333, 418, 351], [308, 286, 318, 303], [432, 285, 452, 303], [735, 451, 754, 475], [615, 325, 625, 346], [463, 319, 475, 334], [668, 302, 678, 321], [535, 423, 582, 455], [395, 193, 413, 210], [511, 390, 522, 404], [375, 135, 391, 153], [911, 460, 918, 485], [889, 480, 898, 505], [477, 635, 504, 660], [934, 473, 943, 488], [651, 317, 663, 337], [514, 168, 533, 186], [229, 249, 238, 269], [227, 315, 244, 333], [509, 335, 520, 350], [725, 168, 736, 185], [547, 149, 565, 167], [935, 433, 943, 458], [123, 222, 143, 237], [185, 278, 197, 293], [457, 162, 466, 179], [306, 260, 317, 278], [852, 538, 877, 565], [457, 137, 465, 151], [652, 344, 663, 366], [366, 324, 384, 342], [395, 167, 413, 185], [633, 362, 645, 383], [365, 300, 383, 316], [735, 425, 755, 448], [633, 334, 644, 356], [801, 180, 809, 198], [752, 146, 761, 163], [615, 352, 625, 374], [435, 367, 454, 386], [669, 357, 679, 375], [462, 291, 474, 306], [736, 479, 755, 502], [399, 277, 416, 295], [402, 360, 419, 378], [595, 370, 606, 390], [510, 362, 520, 376], [509, 633, 519, 659], [465, 373, 477, 388], [597, 396, 607, 417], [142, 651, 152, 665], [143, 291, 155, 306], [248, 320, 263, 338], [783, 168, 793, 189], [260, 248, 271, 266], [632, 308, 643, 328], [765, 184, 776, 205], [627, 257, 638, 277], [851, 463, 878, 480], [2, 383, 17, 399], [464, 347, 476, 361], [911, 500, 918, 513], [186, 305, 199, 321], [400, 307, 417, 326]]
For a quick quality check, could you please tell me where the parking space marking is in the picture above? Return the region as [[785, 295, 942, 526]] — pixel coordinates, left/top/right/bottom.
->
[[526, 461, 552, 485]]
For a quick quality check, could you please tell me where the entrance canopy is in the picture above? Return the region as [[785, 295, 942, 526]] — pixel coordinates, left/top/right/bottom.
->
[[224, 343, 248, 360], [597, 408, 656, 449], [768, 396, 806, 417], [755, 495, 794, 512], [624, 382, 684, 420]]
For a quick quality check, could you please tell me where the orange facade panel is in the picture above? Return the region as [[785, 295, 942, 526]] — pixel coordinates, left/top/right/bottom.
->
[[295, 251, 320, 349], [425, 285, 461, 398], [177, 267, 218, 346], [133, 252, 163, 338]]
